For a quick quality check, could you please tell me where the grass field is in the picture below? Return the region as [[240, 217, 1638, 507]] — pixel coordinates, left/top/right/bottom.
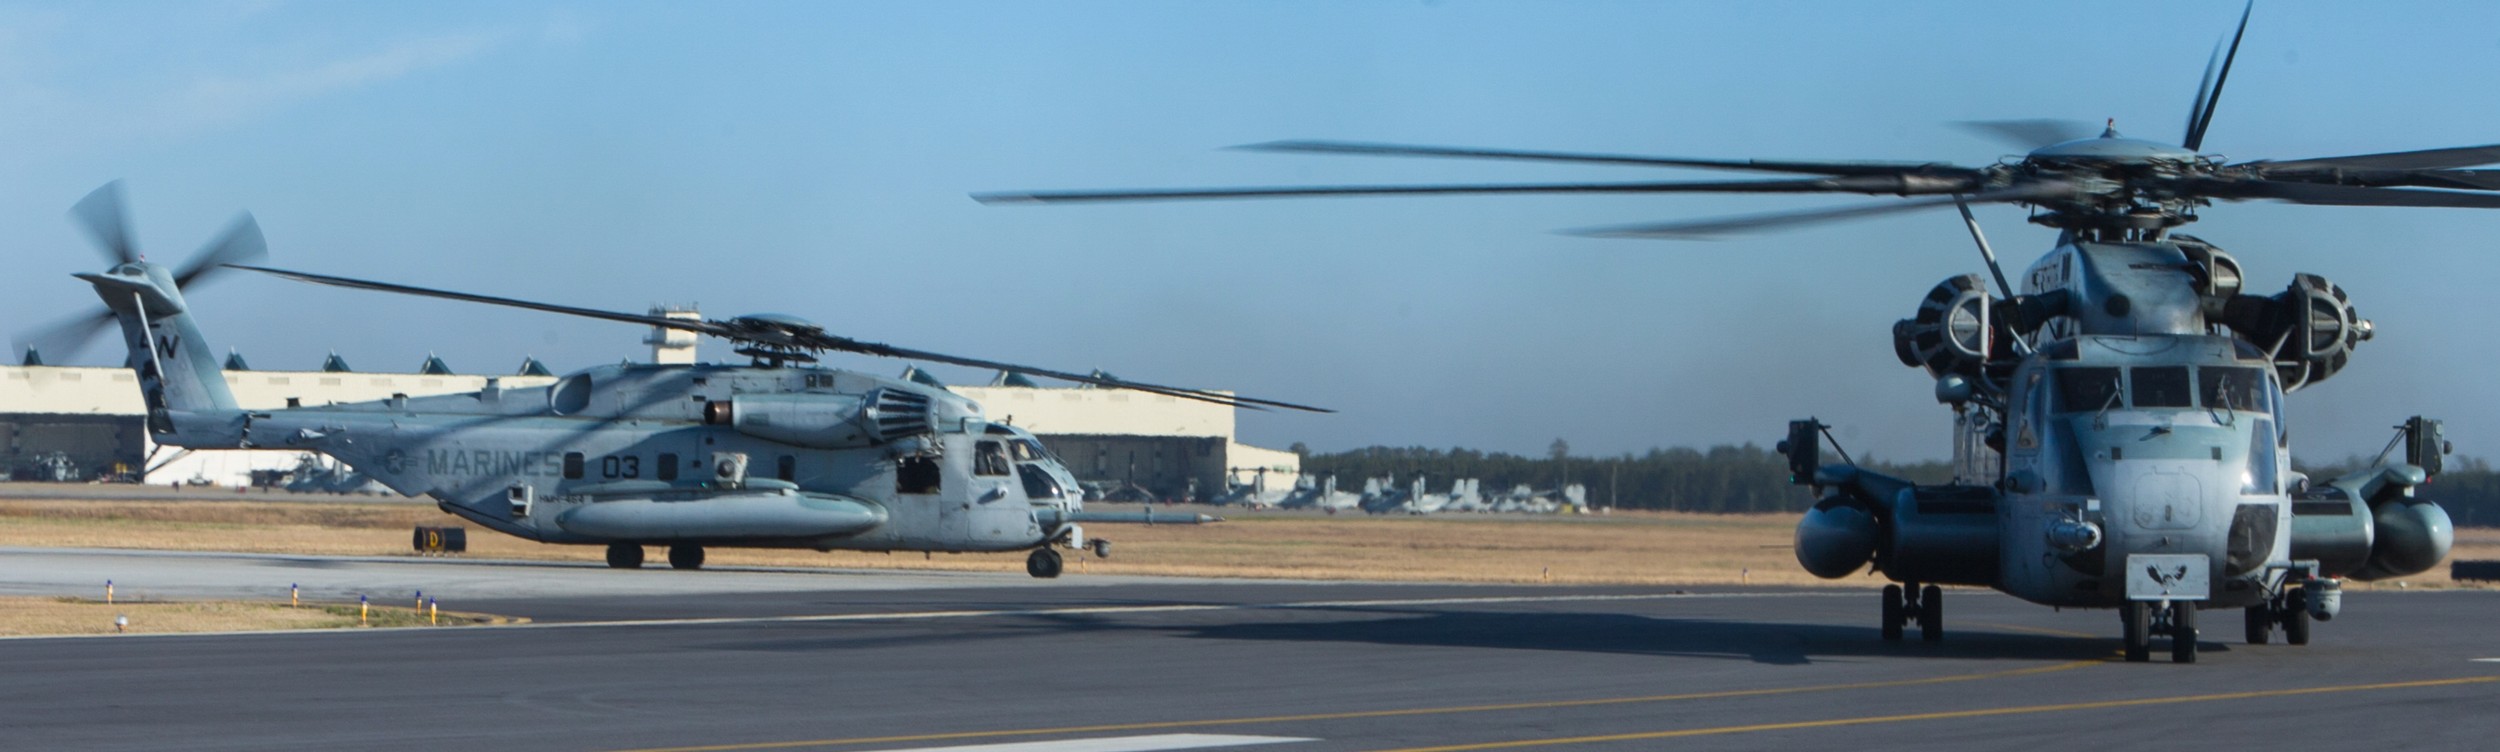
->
[[0, 596, 506, 636]]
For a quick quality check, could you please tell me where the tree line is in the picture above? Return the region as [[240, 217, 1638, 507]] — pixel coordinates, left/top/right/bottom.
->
[[1299, 443, 2500, 526]]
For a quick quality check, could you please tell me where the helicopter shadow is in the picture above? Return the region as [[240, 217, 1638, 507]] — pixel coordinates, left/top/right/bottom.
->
[[698, 603, 2129, 665]]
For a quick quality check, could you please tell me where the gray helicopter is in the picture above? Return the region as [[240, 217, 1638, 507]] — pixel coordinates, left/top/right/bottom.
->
[[979, 6, 2472, 658], [30, 183, 1326, 578]]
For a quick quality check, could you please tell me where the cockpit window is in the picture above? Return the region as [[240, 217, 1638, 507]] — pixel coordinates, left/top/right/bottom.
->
[[973, 441, 1012, 476], [2054, 367, 2122, 413], [2132, 367, 2192, 408], [1017, 464, 1063, 499], [1010, 439, 1051, 463], [2200, 366, 2268, 413]]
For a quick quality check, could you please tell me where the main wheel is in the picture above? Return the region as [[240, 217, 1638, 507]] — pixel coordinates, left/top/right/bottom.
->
[[2121, 602, 2150, 662], [2170, 602, 2199, 664], [668, 544, 706, 570], [1880, 584, 1905, 641], [1026, 548, 1064, 579], [2284, 587, 2312, 646], [606, 543, 644, 569], [2244, 605, 2271, 645], [1919, 585, 1944, 643]]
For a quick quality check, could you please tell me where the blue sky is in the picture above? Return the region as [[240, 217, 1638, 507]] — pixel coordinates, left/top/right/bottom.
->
[[5, 1, 2499, 463]]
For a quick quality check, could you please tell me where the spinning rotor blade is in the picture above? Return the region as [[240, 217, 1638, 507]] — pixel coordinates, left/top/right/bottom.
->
[[2182, 1, 2252, 151], [976, 173, 1984, 205], [1236, 140, 1963, 177], [12, 311, 116, 365], [230, 265, 739, 338], [1952, 119, 2101, 151], [1569, 183, 2072, 239], [172, 214, 268, 290], [69, 181, 138, 265], [2256, 144, 2500, 172], [235, 266, 1331, 413], [2183, 179, 2500, 208]]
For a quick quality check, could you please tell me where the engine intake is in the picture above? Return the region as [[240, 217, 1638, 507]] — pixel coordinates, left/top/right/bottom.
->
[[2222, 273, 2370, 391], [1894, 274, 1992, 379]]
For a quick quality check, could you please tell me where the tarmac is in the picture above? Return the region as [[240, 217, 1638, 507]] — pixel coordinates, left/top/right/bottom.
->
[[2, 547, 2496, 751]]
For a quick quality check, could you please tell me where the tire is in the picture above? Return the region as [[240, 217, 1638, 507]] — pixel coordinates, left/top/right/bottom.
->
[[2244, 605, 2271, 645], [1026, 548, 1064, 579], [668, 545, 705, 571], [1881, 585, 1905, 641], [2284, 588, 2312, 646], [605, 543, 644, 569], [2122, 602, 2150, 663], [1919, 585, 1944, 643], [2170, 602, 2199, 664]]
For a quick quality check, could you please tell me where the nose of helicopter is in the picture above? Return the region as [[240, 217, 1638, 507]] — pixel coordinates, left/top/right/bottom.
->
[[2081, 422, 2253, 602]]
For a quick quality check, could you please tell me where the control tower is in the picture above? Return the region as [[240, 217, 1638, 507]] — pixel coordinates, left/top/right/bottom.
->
[[645, 305, 701, 364]]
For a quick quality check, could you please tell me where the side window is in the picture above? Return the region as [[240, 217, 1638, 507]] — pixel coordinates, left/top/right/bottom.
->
[[974, 441, 1011, 476], [897, 455, 941, 494], [563, 452, 585, 480], [657, 453, 679, 482], [777, 455, 796, 482]]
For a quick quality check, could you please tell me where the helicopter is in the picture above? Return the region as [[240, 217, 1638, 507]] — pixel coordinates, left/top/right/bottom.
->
[[977, 5, 2472, 659], [26, 183, 1328, 579]]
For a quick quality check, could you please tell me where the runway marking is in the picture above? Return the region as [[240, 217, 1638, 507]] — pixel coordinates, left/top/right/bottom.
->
[[855, 734, 1312, 752], [604, 660, 2097, 752], [0, 591, 1877, 641], [2474, 658, 2500, 663], [1367, 675, 2500, 751]]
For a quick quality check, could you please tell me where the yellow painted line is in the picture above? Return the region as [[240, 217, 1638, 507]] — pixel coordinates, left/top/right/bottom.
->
[[607, 660, 2098, 752], [1370, 676, 2500, 752]]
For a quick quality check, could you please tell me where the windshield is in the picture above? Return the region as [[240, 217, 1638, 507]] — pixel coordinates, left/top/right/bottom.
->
[[2054, 367, 2122, 413]]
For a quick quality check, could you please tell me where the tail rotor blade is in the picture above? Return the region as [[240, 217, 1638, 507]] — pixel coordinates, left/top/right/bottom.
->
[[13, 310, 117, 365], [68, 181, 138, 265]]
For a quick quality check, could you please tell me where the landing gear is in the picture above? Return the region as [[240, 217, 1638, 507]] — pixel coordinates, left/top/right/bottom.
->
[[2119, 600, 2199, 662], [1881, 585, 1905, 641], [2283, 586, 2312, 646], [2169, 601, 2198, 664], [1880, 582, 1942, 642], [1088, 538, 1112, 559], [669, 545, 706, 570], [606, 543, 644, 569], [2121, 602, 2151, 662], [2244, 605, 2271, 645], [1919, 585, 1944, 643], [1026, 547, 1064, 579]]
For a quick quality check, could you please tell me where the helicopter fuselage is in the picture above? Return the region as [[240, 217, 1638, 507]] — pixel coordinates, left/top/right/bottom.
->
[[233, 362, 1091, 555]]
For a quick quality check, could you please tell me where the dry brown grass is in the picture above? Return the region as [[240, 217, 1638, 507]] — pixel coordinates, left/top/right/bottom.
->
[[0, 596, 502, 636], [0, 498, 2491, 589]]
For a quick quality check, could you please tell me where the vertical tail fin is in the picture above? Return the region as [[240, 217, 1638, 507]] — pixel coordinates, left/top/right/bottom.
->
[[78, 262, 245, 447]]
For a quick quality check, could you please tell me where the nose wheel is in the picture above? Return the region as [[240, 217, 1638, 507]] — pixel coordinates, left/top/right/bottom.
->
[[2121, 601, 2199, 663], [1880, 583, 1944, 642]]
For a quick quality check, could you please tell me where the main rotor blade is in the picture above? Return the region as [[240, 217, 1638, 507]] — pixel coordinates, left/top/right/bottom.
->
[[2186, 179, 2500, 208], [1236, 140, 1965, 177], [2255, 144, 2500, 172], [172, 214, 268, 290], [231, 265, 736, 338], [235, 266, 1331, 413], [1952, 119, 2101, 151], [976, 174, 1983, 205], [804, 334, 1331, 413], [68, 181, 138, 265], [1569, 183, 2068, 239], [2249, 167, 2500, 192], [13, 310, 116, 365], [2182, 1, 2252, 151]]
